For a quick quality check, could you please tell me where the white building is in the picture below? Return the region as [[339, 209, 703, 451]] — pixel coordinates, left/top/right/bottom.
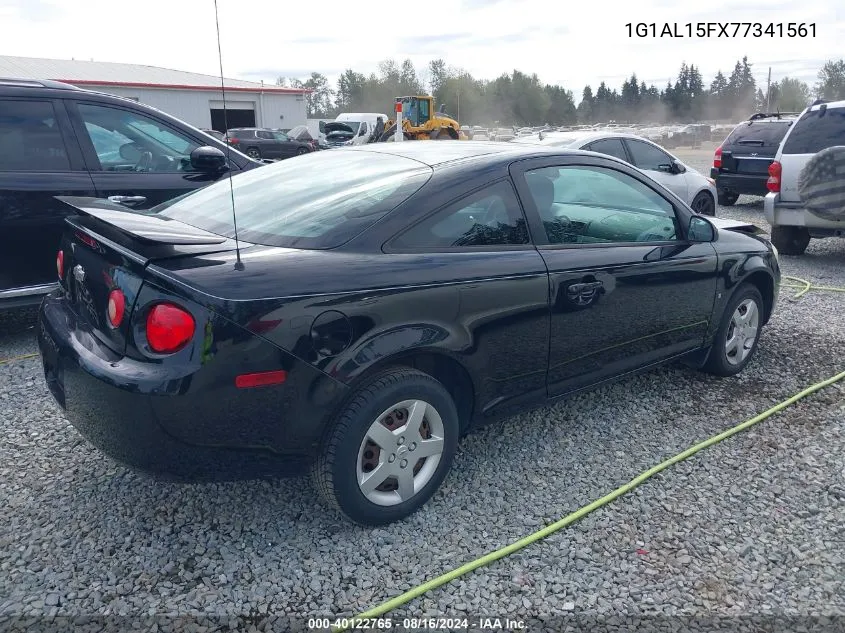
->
[[0, 55, 308, 132]]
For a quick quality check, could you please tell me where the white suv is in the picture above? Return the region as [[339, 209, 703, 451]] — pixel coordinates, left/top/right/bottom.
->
[[764, 99, 845, 255]]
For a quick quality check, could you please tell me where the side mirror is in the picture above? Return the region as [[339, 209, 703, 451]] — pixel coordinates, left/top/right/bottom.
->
[[688, 216, 715, 242], [190, 145, 228, 171], [319, 121, 326, 134], [672, 160, 686, 174], [358, 127, 367, 137]]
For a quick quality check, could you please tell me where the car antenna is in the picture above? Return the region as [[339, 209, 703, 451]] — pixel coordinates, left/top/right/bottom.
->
[[213, 0, 244, 271]]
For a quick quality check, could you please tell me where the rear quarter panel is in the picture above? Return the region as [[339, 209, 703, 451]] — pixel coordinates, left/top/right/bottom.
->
[[149, 245, 551, 430]]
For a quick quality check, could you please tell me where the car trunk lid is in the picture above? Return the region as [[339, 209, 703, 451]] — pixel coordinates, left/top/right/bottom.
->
[[56, 196, 245, 355]]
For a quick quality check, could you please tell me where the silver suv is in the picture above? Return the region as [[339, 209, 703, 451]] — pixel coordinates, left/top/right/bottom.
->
[[764, 99, 845, 255]]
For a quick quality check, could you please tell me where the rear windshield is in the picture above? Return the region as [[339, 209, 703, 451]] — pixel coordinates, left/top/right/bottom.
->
[[782, 107, 845, 154], [153, 150, 432, 249], [725, 121, 792, 147]]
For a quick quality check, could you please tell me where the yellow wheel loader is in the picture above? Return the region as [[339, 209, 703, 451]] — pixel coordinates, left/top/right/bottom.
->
[[377, 96, 467, 142]]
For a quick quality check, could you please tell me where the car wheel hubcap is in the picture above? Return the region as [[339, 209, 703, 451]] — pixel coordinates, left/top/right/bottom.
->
[[725, 298, 759, 365], [356, 399, 445, 506]]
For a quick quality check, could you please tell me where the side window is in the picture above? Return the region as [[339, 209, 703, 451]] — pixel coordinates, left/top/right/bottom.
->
[[584, 138, 628, 162], [75, 103, 200, 172], [0, 99, 70, 171], [391, 180, 529, 249], [524, 165, 678, 245], [258, 130, 275, 140], [418, 99, 430, 122], [625, 139, 674, 172]]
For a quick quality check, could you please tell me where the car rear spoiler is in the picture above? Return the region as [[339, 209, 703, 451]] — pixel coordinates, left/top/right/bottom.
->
[[55, 196, 227, 245]]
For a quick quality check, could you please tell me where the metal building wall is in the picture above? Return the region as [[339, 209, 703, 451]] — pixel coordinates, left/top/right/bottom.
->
[[69, 84, 307, 130]]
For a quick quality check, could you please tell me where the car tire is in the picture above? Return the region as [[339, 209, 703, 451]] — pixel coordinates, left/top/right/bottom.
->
[[770, 225, 811, 256], [312, 367, 459, 526], [717, 189, 739, 206], [691, 191, 716, 216], [702, 283, 764, 377], [297, 147, 308, 155], [246, 147, 261, 159]]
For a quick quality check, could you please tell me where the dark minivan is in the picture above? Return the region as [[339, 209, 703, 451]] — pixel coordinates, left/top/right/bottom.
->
[[0, 78, 262, 308], [711, 113, 798, 206]]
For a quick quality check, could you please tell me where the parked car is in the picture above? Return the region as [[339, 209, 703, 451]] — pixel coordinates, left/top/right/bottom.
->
[[224, 127, 313, 160], [286, 124, 321, 151], [712, 113, 798, 206], [200, 128, 225, 141], [513, 131, 717, 215], [764, 99, 845, 255], [37, 141, 780, 525], [0, 77, 262, 309]]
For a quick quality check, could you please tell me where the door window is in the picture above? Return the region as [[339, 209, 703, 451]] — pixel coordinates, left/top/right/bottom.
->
[[418, 98, 430, 123], [0, 100, 70, 171], [76, 103, 200, 172], [391, 180, 529, 249], [625, 139, 674, 171], [524, 165, 678, 244], [584, 138, 628, 162]]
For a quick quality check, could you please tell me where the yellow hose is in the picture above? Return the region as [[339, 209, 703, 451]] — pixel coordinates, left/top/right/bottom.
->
[[0, 352, 38, 365], [782, 275, 845, 300]]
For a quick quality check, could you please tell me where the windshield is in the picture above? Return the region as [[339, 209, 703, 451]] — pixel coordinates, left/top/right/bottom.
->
[[725, 121, 792, 147], [154, 150, 432, 249]]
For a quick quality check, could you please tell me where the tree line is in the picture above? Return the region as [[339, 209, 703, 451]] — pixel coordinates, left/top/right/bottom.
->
[[277, 57, 845, 127]]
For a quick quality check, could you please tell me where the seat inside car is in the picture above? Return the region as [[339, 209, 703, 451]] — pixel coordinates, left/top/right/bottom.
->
[[525, 172, 556, 222]]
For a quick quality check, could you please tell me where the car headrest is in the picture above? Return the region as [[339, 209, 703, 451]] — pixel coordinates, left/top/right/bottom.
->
[[525, 172, 554, 214]]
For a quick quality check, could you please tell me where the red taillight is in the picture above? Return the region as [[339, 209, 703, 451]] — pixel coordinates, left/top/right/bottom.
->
[[107, 289, 125, 328], [713, 146, 722, 169], [56, 250, 64, 279], [227, 137, 239, 144], [235, 370, 288, 389], [767, 161, 782, 192], [145, 303, 195, 354]]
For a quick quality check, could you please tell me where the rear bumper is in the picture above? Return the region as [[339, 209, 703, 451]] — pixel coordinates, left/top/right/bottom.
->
[[764, 194, 845, 234], [36, 291, 333, 480], [714, 172, 769, 196]]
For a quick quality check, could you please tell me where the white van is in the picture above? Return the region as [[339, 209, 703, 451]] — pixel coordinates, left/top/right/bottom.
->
[[321, 112, 390, 147]]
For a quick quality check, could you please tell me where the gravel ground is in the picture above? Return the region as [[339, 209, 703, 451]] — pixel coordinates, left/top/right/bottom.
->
[[1, 148, 844, 632]]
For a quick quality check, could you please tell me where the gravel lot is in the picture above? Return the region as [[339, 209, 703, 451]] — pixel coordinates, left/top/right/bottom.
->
[[1, 147, 844, 632]]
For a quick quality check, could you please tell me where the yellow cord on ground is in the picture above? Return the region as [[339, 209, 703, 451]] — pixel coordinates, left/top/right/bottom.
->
[[782, 275, 845, 300], [336, 369, 845, 631], [0, 352, 38, 366]]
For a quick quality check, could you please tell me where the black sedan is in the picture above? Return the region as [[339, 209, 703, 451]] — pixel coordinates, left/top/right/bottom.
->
[[37, 142, 781, 525]]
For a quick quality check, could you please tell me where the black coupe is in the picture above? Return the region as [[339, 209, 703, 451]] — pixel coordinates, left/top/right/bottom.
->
[[37, 142, 781, 525]]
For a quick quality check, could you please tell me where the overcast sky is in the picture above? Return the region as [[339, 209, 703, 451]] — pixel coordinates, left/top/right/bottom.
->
[[1, 0, 841, 101]]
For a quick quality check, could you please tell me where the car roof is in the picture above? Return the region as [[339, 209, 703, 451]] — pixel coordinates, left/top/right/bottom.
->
[[0, 77, 80, 90], [342, 140, 580, 167], [511, 130, 666, 148]]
